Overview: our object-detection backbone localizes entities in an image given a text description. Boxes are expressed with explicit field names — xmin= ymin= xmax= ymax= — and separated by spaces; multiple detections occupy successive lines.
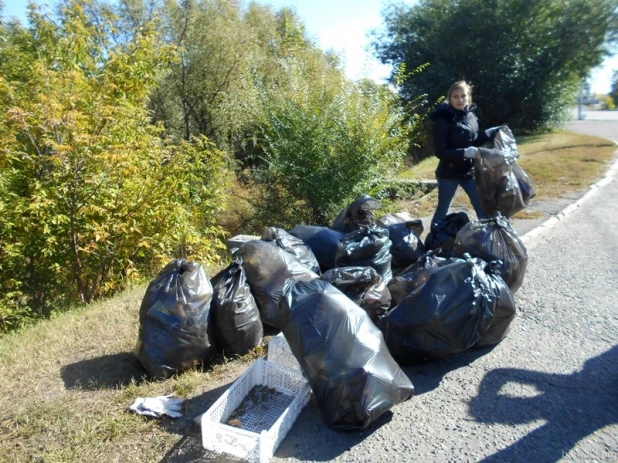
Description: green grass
xmin=0 ymin=130 xmax=616 ymax=462
xmin=395 ymin=156 xmax=438 ymax=181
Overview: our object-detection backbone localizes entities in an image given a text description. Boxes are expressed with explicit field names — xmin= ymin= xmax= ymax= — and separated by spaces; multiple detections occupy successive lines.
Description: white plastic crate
xmin=201 ymin=357 xmax=310 ymax=463
xmin=267 ymin=332 xmax=301 ymax=370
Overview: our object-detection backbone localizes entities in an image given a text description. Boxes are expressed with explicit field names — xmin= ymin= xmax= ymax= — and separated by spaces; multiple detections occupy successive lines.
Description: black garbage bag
xmin=321 ymin=266 xmax=391 ymax=321
xmin=237 ymin=240 xmax=319 ymax=329
xmin=331 ymin=194 xmax=381 ymax=233
xmin=491 ymin=124 xmax=518 ymax=154
xmin=335 ymin=226 xmax=393 ymax=282
xmin=475 ymin=126 xmax=535 ymax=218
xmin=210 ymin=259 xmax=263 ymax=356
xmin=377 ymin=213 xmax=425 ymax=270
xmin=135 ymin=259 xmax=216 ymax=380
xmin=261 ymin=226 xmax=321 ymax=274
xmin=387 ymin=251 xmax=449 ymax=306
xmin=454 ymin=214 xmax=528 ymax=293
xmin=424 ymin=212 xmax=470 ymax=257
xmin=279 ymin=279 xmax=414 ymax=431
xmin=475 ymin=262 xmax=517 ymax=347
xmin=378 ymin=255 xmax=497 ymax=365
xmin=288 ymin=225 xmax=344 ymax=272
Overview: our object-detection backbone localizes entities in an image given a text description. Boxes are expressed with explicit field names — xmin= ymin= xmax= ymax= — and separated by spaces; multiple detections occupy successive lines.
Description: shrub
xmin=250 ymin=64 xmax=411 ymax=228
xmin=0 ymin=1 xmax=231 ymax=331
xmin=598 ymin=94 xmax=616 ymax=110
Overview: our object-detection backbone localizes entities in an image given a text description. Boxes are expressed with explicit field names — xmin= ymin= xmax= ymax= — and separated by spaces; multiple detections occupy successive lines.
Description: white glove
xmin=463 ymin=146 xmax=479 ymax=158
xmin=130 ymin=394 xmax=184 ymax=418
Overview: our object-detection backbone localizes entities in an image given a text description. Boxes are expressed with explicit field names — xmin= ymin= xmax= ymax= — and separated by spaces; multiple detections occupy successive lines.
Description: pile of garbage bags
xmin=378 ymin=255 xmax=515 ymax=364
xmin=134 ymin=125 xmax=533 ymax=432
xmin=135 ymin=258 xmax=264 ymax=380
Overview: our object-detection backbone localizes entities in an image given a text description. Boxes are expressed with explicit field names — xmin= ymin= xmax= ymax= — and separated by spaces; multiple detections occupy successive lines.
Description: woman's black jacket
xmin=430 ymin=102 xmax=492 ymax=180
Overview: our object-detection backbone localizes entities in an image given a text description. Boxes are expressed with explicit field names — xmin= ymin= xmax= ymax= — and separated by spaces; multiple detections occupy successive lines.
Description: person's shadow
xmin=403 ymin=343 xmax=499 ymax=395
xmin=469 ymin=344 xmax=618 ymax=462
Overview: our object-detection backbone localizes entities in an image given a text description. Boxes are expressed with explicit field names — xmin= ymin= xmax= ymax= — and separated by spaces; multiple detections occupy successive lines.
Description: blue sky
xmin=2 ymin=0 xmax=616 ymax=93
xmin=262 ymin=0 xmax=419 ymax=82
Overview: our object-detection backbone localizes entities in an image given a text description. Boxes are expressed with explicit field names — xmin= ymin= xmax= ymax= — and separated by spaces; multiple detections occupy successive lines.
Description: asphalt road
xmin=570 ymin=108 xmax=618 ymax=122
xmin=268 ymin=117 xmax=618 ymax=462
xmin=564 ymin=114 xmax=618 ymax=138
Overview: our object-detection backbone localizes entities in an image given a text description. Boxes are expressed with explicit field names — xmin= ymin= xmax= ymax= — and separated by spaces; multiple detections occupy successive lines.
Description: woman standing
xmin=429 ymin=80 xmax=498 ymax=229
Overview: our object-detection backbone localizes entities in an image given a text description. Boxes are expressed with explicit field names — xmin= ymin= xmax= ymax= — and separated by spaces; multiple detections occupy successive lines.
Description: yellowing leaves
xmin=6 ymin=107 xmax=32 ymax=128
xmin=0 ymin=1 xmax=230 ymax=319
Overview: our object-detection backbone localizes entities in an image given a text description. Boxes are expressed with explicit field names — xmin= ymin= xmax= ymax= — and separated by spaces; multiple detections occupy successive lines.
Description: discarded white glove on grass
xmin=129 ymin=395 xmax=184 ymax=418
xmin=463 ymin=146 xmax=479 ymax=159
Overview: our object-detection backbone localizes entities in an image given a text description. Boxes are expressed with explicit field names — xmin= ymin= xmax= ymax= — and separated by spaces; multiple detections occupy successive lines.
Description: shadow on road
xmin=469 ymin=344 xmax=618 ymax=462
xmin=160 ymin=343 xmax=499 ymax=461
xmin=403 ymin=343 xmax=499 ymax=395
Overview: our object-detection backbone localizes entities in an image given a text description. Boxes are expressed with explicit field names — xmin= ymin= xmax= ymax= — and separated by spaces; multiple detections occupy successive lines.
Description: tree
xmin=146 ymin=0 xmax=259 ymax=144
xmin=0 ymin=0 xmax=231 ymax=331
xmin=373 ymin=0 xmax=618 ymax=132
xmin=249 ymin=58 xmax=410 ymax=227
xmin=110 ymin=0 xmax=350 ymax=158
xmin=107 ymin=0 xmax=413 ymax=229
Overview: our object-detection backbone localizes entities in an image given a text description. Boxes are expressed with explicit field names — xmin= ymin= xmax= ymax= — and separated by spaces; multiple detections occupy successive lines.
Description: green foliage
xmin=112 ymin=0 xmax=329 ymax=153
xmin=250 ymin=61 xmax=410 ymax=227
xmin=392 ymin=62 xmax=441 ymax=161
xmin=598 ymin=93 xmax=615 ymax=110
xmin=106 ymin=0 xmax=419 ymax=229
xmin=111 ymin=1 xmax=352 ymax=160
xmin=374 ymin=0 xmax=618 ymax=132
xmin=0 ymin=0 xmax=231 ymax=331
xmin=105 ymin=1 xmax=427 ymax=228
xmin=144 ymin=0 xmax=259 ymax=145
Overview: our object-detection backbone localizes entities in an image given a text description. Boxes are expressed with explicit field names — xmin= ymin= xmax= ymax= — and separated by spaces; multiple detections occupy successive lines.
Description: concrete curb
xmin=520 ymin=144 xmax=618 ymax=246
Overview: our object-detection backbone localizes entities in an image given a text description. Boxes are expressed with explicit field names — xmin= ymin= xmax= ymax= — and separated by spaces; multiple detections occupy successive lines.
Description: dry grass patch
xmin=396 ymin=156 xmax=438 ymax=181
xmin=517 ymin=131 xmax=616 ymax=198
xmin=215 ymin=175 xmax=260 ymax=236
xmin=0 ymin=277 xmax=266 ymax=463
xmin=511 ymin=209 xmax=543 ymax=220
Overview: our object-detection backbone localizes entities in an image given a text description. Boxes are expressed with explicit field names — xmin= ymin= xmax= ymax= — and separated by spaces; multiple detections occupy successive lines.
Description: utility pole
xmin=578 ymin=81 xmax=585 ymax=120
